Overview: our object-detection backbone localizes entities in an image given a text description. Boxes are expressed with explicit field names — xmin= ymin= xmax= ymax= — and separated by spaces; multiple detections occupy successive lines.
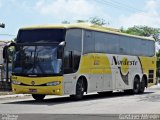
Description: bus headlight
xmin=12 ymin=80 xmax=21 ymax=85
xmin=46 ymin=81 xmax=61 ymax=86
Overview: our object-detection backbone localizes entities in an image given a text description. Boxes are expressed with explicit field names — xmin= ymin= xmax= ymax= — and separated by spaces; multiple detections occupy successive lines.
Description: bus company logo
xmin=112 ymin=56 xmax=138 ymax=85
xmin=112 ymin=56 xmax=137 ymax=66
xmin=31 ymin=81 xmax=35 ymax=85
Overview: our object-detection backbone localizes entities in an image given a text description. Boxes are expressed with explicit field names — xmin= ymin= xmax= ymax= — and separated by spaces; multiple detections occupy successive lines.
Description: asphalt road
xmin=0 ymin=85 xmax=160 ymax=120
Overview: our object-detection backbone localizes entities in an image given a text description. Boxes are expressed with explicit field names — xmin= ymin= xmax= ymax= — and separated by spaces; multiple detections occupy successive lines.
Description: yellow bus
xmin=10 ymin=23 xmax=156 ymax=100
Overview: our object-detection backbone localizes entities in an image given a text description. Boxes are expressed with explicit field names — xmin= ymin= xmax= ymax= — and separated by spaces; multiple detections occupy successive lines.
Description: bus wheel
xmin=32 ymin=94 xmax=45 ymax=101
xmin=139 ymin=78 xmax=145 ymax=94
xmin=70 ymin=79 xmax=85 ymax=100
xmin=124 ymin=89 xmax=133 ymax=94
xmin=133 ymin=77 xmax=140 ymax=94
xmin=98 ymin=91 xmax=112 ymax=96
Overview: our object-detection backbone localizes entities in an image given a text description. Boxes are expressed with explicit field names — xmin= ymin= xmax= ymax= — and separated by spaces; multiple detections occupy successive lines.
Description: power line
xmin=109 ymin=0 xmax=144 ymax=12
xmin=96 ymin=0 xmax=145 ymax=14
xmin=109 ymin=0 xmax=144 ymax=13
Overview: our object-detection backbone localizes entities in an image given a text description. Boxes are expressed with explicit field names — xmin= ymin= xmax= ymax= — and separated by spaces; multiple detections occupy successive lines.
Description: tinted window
xmin=17 ymin=29 xmax=66 ymax=43
xmin=65 ymin=29 xmax=82 ymax=52
xmin=128 ymin=37 xmax=155 ymax=56
xmin=13 ymin=45 xmax=62 ymax=75
xmin=83 ymin=30 xmax=95 ymax=54
xmin=64 ymin=29 xmax=82 ymax=73
xmin=95 ymin=32 xmax=119 ymax=54
xmin=83 ymin=30 xmax=155 ymax=57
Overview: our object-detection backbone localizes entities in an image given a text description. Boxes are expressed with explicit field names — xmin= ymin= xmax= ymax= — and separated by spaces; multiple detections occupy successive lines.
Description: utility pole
xmin=0 ymin=23 xmax=5 ymax=28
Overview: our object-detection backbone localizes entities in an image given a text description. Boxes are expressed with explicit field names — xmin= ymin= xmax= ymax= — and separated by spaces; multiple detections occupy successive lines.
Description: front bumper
xmin=12 ymin=84 xmax=63 ymax=95
xmin=11 ymin=76 xmax=63 ymax=95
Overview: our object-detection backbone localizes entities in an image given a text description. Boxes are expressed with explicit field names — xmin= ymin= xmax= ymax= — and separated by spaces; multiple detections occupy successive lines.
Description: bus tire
xmin=32 ymin=94 xmax=45 ymax=101
xmin=98 ymin=91 xmax=113 ymax=96
xmin=124 ymin=89 xmax=134 ymax=94
xmin=70 ymin=78 xmax=85 ymax=100
xmin=139 ymin=77 xmax=145 ymax=94
xmin=132 ymin=77 xmax=140 ymax=94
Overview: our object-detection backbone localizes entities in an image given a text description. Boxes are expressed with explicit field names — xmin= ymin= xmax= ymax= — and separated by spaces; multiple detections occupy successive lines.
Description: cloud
xmin=146 ymin=0 xmax=158 ymax=12
xmin=119 ymin=0 xmax=160 ymax=28
xmin=35 ymin=0 xmax=106 ymax=21
xmin=0 ymin=0 xmax=3 ymax=8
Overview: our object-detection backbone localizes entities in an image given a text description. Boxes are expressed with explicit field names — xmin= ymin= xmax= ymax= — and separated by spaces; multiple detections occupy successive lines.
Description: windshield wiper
xmin=30 ymin=47 xmax=46 ymax=74
xmin=31 ymin=46 xmax=37 ymax=73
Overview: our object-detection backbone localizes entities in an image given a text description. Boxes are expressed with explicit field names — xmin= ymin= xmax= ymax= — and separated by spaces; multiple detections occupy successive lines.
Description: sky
xmin=0 ymin=0 xmax=160 ymax=40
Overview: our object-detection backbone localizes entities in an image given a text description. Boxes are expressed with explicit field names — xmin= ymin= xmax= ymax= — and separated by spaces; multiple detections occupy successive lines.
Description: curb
xmin=149 ymin=84 xmax=160 ymax=88
xmin=0 ymin=94 xmax=30 ymax=99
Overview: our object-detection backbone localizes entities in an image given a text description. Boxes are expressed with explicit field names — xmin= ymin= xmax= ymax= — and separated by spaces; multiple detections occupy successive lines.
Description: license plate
xmin=29 ymin=89 xmax=37 ymax=93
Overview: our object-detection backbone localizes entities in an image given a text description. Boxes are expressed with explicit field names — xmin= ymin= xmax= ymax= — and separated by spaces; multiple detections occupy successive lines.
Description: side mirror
xmin=57 ymin=41 xmax=66 ymax=59
xmin=3 ymin=46 xmax=8 ymax=60
xmin=3 ymin=42 xmax=17 ymax=62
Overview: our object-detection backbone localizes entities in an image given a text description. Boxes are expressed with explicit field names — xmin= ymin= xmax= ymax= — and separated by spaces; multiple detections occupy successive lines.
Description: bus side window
xmin=83 ymin=30 xmax=95 ymax=54
xmin=63 ymin=51 xmax=81 ymax=74
xmin=63 ymin=51 xmax=74 ymax=73
xmin=64 ymin=29 xmax=82 ymax=74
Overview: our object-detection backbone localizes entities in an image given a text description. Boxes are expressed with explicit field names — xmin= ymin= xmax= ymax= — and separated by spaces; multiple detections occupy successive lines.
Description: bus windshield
xmin=12 ymin=28 xmax=66 ymax=76
xmin=13 ymin=45 xmax=62 ymax=76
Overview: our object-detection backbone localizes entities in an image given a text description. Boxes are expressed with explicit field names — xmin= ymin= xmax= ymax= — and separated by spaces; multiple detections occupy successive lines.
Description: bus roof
xmin=20 ymin=23 xmax=155 ymax=41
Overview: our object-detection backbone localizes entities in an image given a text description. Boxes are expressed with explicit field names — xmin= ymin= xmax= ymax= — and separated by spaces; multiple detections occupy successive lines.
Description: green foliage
xmin=62 ymin=17 xmax=108 ymax=26
xmin=76 ymin=20 xmax=87 ymax=23
xmin=121 ymin=25 xmax=160 ymax=37
xmin=61 ymin=21 xmax=70 ymax=24
xmin=76 ymin=17 xmax=106 ymax=26
xmin=89 ymin=17 xmax=107 ymax=26
xmin=5 ymin=40 xmax=16 ymax=63
xmin=7 ymin=46 xmax=14 ymax=62
xmin=13 ymin=38 xmax=17 ymax=42
xmin=157 ymin=50 xmax=160 ymax=60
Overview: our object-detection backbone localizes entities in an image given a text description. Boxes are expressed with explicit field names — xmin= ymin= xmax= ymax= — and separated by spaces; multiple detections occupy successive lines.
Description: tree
xmin=76 ymin=20 xmax=87 ymax=23
xmin=62 ymin=17 xmax=108 ymax=26
xmin=156 ymin=50 xmax=160 ymax=61
xmin=89 ymin=17 xmax=107 ymax=26
xmin=61 ymin=21 xmax=70 ymax=24
xmin=121 ymin=25 xmax=160 ymax=38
